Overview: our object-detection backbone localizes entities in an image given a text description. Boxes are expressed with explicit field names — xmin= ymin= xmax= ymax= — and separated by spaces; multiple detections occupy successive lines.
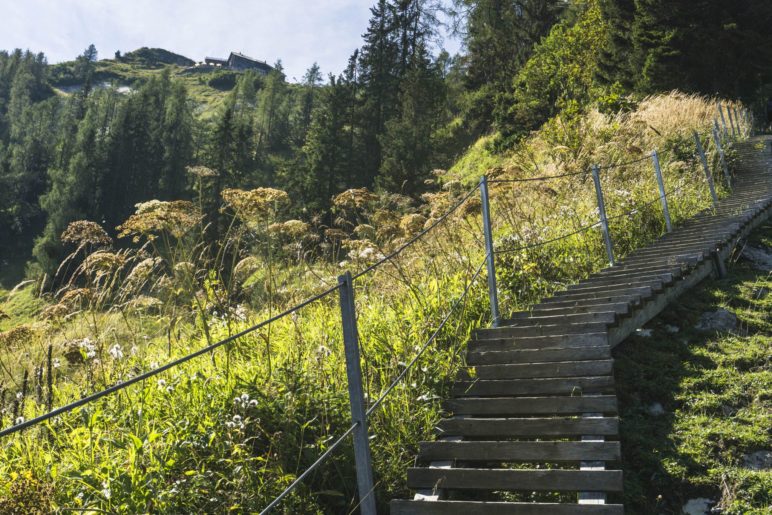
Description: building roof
xmin=229 ymin=52 xmax=269 ymax=66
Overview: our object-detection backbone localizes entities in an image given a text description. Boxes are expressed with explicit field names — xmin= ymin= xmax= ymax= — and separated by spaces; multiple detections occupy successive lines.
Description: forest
xmin=0 ymin=0 xmax=771 ymax=512
xmin=2 ymin=0 xmax=771 ymax=285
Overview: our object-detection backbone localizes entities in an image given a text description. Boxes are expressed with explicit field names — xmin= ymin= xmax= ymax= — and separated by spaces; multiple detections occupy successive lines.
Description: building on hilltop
xmin=203 ymin=52 xmax=273 ymax=74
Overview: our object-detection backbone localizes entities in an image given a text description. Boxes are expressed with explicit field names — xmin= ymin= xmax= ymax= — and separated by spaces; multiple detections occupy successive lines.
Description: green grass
xmin=614 ymin=221 xmax=772 ymax=514
xmin=0 ymin=283 xmax=44 ymax=332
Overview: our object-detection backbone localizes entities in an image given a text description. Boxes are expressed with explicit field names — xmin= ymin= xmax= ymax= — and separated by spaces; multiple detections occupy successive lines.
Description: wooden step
xmin=563 ymin=278 xmax=667 ymax=295
xmin=470 ymin=332 xmax=607 ymax=349
xmin=466 ymin=346 xmax=612 ymax=366
xmin=452 ymin=376 xmax=614 ymax=397
xmin=436 ymin=416 xmax=619 ymax=437
xmin=502 ymin=311 xmax=617 ymax=325
xmin=567 ymin=272 xmax=675 ymax=290
xmin=417 ymin=441 xmax=621 ymax=462
xmin=475 ymin=322 xmax=609 ymax=339
xmin=470 ymin=360 xmax=614 ymax=380
xmin=390 ymin=500 xmax=624 ymax=515
xmin=544 ymin=286 xmax=654 ymax=304
xmin=444 ymin=395 xmax=618 ymax=416
xmin=406 ymin=468 xmax=623 ymax=492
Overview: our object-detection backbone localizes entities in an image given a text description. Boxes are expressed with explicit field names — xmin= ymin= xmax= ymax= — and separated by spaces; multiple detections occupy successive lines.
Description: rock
xmin=664 ymin=324 xmax=680 ymax=334
xmin=682 ymin=498 xmax=714 ymax=515
xmin=741 ymin=245 xmax=772 ymax=271
xmin=695 ymin=309 xmax=737 ymax=332
xmin=636 ymin=328 xmax=653 ymax=337
xmin=646 ymin=402 xmax=665 ymax=416
xmin=742 ymin=450 xmax=772 ymax=470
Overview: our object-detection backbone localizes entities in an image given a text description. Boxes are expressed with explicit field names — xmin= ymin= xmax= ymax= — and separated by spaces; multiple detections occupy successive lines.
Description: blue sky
xmin=3 ymin=0 xmax=461 ymax=82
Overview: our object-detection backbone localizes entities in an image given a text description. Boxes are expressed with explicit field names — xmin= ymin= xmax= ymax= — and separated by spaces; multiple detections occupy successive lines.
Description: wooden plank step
xmin=452 ymin=376 xmax=614 ymax=397
xmin=528 ymin=299 xmax=637 ymax=314
xmin=417 ymin=441 xmax=621 ymax=462
xmin=544 ymin=286 xmax=654 ymax=303
xmin=567 ymin=272 xmax=675 ymax=290
xmin=563 ymin=278 xmax=668 ymax=295
xmin=391 ymin=500 xmax=624 ymax=515
xmin=469 ymin=360 xmax=614 ymax=380
xmin=501 ymin=311 xmax=617 ymax=325
xmin=514 ymin=302 xmax=631 ymax=319
xmin=470 ymin=332 xmax=608 ymax=349
xmin=444 ymin=395 xmax=618 ymax=416
xmin=406 ymin=468 xmax=624 ymax=492
xmin=475 ymin=322 xmax=609 ymax=339
xmin=467 ymin=346 xmax=611 ymax=365
xmin=436 ymin=416 xmax=619 ymax=438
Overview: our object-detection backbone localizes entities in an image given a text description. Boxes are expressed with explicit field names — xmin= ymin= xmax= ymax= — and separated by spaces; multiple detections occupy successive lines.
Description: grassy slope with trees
xmin=0 ymin=0 xmax=771 ymax=512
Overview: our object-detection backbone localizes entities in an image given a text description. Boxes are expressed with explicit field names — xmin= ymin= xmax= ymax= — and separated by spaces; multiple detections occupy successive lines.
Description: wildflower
xmin=14 ymin=416 xmax=24 ymax=425
xmin=53 ymin=358 xmax=61 ymax=369
xmin=61 ymin=220 xmax=112 ymax=247
xmin=332 ymin=188 xmax=378 ymax=210
xmin=117 ymin=200 xmax=200 ymax=242
xmin=186 ymin=165 xmax=219 ymax=178
xmin=400 ymin=213 xmax=427 ymax=236
xmin=81 ymin=251 xmax=126 ymax=274
xmin=130 ymin=345 xmax=139 ymax=356
xmin=16 ymin=392 xmax=23 ymax=400
xmin=109 ymin=344 xmax=124 ymax=360
xmin=101 ymin=481 xmax=111 ymax=499
xmin=221 ymin=187 xmax=289 ymax=221
xmin=157 ymin=379 xmax=167 ymax=388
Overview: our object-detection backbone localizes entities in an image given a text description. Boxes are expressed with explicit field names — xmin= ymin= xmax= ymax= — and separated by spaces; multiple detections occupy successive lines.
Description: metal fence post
xmin=711 ymin=125 xmax=731 ymax=190
xmin=337 ymin=271 xmax=377 ymax=515
xmin=693 ymin=131 xmax=719 ymax=208
xmin=591 ymin=165 xmax=615 ymax=267
xmin=727 ymin=105 xmax=737 ymax=138
xmin=650 ymin=151 xmax=672 ymax=233
xmin=717 ymin=102 xmax=729 ymax=139
xmin=733 ymin=106 xmax=741 ymax=137
xmin=479 ymin=176 xmax=500 ymax=327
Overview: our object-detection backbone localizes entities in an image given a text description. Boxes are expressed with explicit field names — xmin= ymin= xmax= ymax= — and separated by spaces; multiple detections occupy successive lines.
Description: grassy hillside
xmin=49 ymin=47 xmax=252 ymax=120
xmin=616 ymin=220 xmax=772 ymax=514
xmin=0 ymin=93 xmax=752 ymax=512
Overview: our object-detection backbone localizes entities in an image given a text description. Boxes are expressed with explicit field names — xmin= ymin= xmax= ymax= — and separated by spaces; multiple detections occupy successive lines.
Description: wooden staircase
xmin=390 ymin=137 xmax=772 ymax=514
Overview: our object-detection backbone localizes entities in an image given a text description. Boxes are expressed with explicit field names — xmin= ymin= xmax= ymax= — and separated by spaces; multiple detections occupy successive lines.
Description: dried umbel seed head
xmin=61 ymin=221 xmax=112 ymax=247
xmin=81 ymin=251 xmax=126 ymax=274
xmin=0 ymin=325 xmax=36 ymax=349
xmin=40 ymin=303 xmax=70 ymax=321
xmin=399 ymin=213 xmax=427 ymax=236
xmin=233 ymin=256 xmax=261 ymax=284
xmin=117 ymin=201 xmax=200 ymax=242
xmin=332 ymin=188 xmax=378 ymax=211
xmin=221 ymin=188 xmax=289 ymax=221
xmin=186 ymin=165 xmax=219 ymax=178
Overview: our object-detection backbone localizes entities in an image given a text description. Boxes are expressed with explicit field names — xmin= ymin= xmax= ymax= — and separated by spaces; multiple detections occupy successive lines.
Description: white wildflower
xmin=109 ymin=344 xmax=124 ymax=360
xmin=14 ymin=416 xmax=24 ymax=425
xmin=157 ymin=379 xmax=167 ymax=388
xmin=53 ymin=358 xmax=61 ymax=369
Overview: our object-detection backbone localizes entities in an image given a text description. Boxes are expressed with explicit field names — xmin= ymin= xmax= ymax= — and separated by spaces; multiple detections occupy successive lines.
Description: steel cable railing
xmin=0 ymin=283 xmax=343 ymax=438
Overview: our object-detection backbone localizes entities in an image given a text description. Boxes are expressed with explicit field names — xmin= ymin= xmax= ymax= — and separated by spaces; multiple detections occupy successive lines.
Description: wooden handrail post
xmin=711 ymin=125 xmax=732 ymax=190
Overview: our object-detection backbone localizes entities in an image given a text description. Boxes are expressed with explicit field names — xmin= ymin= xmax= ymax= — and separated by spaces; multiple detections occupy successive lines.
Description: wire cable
xmin=365 ymin=253 xmax=488 ymax=417
xmin=488 ymin=170 xmax=588 ymax=184
xmin=494 ymin=221 xmax=601 ymax=255
xmin=259 ymin=422 xmax=358 ymax=515
xmin=0 ymin=283 xmax=342 ymax=438
xmin=352 ymin=184 xmax=481 ymax=280
xmin=598 ymin=154 xmax=653 ymax=171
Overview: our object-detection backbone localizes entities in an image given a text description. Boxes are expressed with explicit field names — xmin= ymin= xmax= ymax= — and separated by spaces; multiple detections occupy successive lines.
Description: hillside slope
xmin=615 ymin=220 xmax=772 ymax=513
